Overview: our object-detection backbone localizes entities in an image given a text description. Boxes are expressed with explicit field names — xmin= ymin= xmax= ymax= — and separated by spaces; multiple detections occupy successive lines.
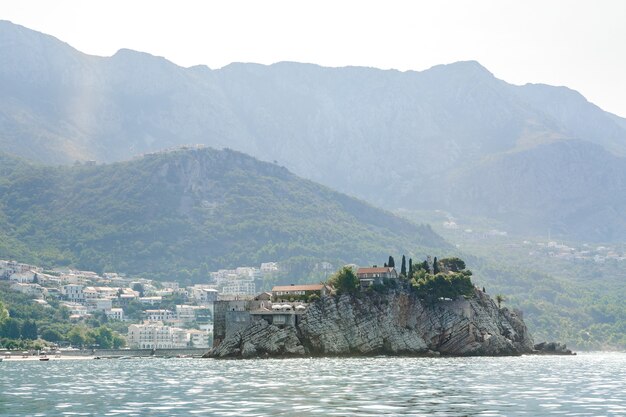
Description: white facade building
xmin=127 ymin=324 xmax=193 ymax=349
xmin=86 ymin=298 xmax=113 ymax=312
xmin=190 ymin=288 xmax=218 ymax=304
xmin=62 ymin=284 xmax=84 ymax=301
xmin=127 ymin=323 xmax=174 ymax=349
xmin=188 ymin=329 xmax=211 ymax=348
xmin=106 ymin=308 xmax=125 ymax=321
xmin=10 ymin=283 xmax=48 ymax=299
xmin=139 ymin=296 xmax=162 ymax=305
xmin=9 ymin=272 xmax=35 ymax=284
xmin=145 ymin=309 xmax=175 ymax=322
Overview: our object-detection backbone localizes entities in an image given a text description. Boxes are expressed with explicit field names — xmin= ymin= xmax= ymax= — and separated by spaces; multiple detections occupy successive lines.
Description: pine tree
xmin=388 ymin=256 xmax=395 ymax=268
xmin=400 ymin=255 xmax=407 ymax=276
xmin=433 ymin=256 xmax=440 ymax=274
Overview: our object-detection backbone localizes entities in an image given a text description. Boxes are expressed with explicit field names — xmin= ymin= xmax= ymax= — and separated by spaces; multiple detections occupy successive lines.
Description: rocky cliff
xmin=208 ymin=288 xmax=534 ymax=358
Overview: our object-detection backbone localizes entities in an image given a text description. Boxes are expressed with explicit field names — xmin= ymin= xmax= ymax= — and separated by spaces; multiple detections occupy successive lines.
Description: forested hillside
xmin=0 ymin=149 xmax=445 ymax=280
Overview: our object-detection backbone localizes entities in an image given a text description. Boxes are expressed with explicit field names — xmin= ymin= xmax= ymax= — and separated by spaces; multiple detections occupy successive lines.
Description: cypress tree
xmin=433 ymin=257 xmax=440 ymax=274
xmin=409 ymin=258 xmax=413 ymax=278
xmin=400 ymin=255 xmax=407 ymax=276
xmin=388 ymin=256 xmax=395 ymax=268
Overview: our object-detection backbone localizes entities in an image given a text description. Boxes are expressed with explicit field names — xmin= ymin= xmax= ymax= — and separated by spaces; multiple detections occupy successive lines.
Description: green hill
xmin=0 ymin=148 xmax=446 ymax=280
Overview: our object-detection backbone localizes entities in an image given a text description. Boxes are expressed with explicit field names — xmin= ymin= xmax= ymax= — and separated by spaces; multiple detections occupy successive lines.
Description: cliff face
xmin=209 ymin=289 xmax=534 ymax=358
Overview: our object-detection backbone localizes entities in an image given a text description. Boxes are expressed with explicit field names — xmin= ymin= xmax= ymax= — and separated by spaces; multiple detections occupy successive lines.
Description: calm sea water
xmin=1 ymin=353 xmax=625 ymax=416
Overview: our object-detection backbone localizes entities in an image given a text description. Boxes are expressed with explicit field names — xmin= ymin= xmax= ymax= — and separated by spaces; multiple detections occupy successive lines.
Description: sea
xmin=1 ymin=352 xmax=625 ymax=416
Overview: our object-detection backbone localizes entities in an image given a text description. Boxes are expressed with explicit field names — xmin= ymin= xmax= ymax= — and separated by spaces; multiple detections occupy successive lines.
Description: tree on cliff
xmin=433 ymin=257 xmax=440 ymax=274
xmin=408 ymin=258 xmax=413 ymax=278
xmin=496 ymin=294 xmax=505 ymax=309
xmin=328 ymin=266 xmax=359 ymax=295
xmin=400 ymin=255 xmax=407 ymax=277
xmin=388 ymin=256 xmax=395 ymax=268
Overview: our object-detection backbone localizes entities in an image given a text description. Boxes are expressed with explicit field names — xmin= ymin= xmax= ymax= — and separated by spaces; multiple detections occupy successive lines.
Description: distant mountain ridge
xmin=0 ymin=148 xmax=446 ymax=278
xmin=1 ymin=20 xmax=625 ymax=241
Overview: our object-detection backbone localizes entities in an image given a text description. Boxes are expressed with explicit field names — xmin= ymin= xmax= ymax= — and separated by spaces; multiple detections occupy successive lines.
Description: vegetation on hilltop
xmin=327 ymin=256 xmax=475 ymax=302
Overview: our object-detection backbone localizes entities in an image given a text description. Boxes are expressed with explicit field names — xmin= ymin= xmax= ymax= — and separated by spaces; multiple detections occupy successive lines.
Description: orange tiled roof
xmin=272 ymin=284 xmax=324 ymax=292
xmin=357 ymin=267 xmax=395 ymax=274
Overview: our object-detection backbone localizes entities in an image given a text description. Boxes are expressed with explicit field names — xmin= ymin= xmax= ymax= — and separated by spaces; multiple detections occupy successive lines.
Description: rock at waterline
xmin=533 ymin=341 xmax=575 ymax=355
xmin=207 ymin=288 xmax=536 ymax=359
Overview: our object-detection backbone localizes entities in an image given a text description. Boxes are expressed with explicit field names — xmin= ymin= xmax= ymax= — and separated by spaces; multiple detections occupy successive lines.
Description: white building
xmin=188 ymin=329 xmax=211 ymax=348
xmin=62 ymin=284 xmax=84 ymax=301
xmin=106 ymin=308 xmax=125 ymax=321
xmin=62 ymin=302 xmax=90 ymax=318
xmin=145 ymin=309 xmax=175 ymax=322
xmin=171 ymin=327 xmax=191 ymax=348
xmin=9 ymin=272 xmax=36 ymax=284
xmin=260 ymin=262 xmax=279 ymax=273
xmin=83 ymin=286 xmax=99 ymax=300
xmin=10 ymin=283 xmax=48 ymax=299
xmin=220 ymin=280 xmax=255 ymax=296
xmin=139 ymin=296 xmax=162 ymax=306
xmin=127 ymin=323 xmax=174 ymax=349
xmin=190 ymin=287 xmax=218 ymax=305
xmin=161 ymin=281 xmax=179 ymax=290
xmin=127 ymin=324 xmax=192 ymax=349
xmin=176 ymin=305 xmax=200 ymax=323
xmin=86 ymin=298 xmax=113 ymax=312
xmin=95 ymin=287 xmax=120 ymax=299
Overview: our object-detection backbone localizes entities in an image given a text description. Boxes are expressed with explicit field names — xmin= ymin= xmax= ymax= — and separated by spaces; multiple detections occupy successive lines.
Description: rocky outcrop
xmin=533 ymin=341 xmax=575 ymax=355
xmin=207 ymin=288 xmax=535 ymax=358
xmin=212 ymin=319 xmax=305 ymax=358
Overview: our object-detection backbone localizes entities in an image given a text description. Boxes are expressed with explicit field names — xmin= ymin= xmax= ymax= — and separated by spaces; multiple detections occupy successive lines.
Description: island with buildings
xmin=208 ymin=257 xmax=541 ymax=359
xmin=2 ymin=255 xmax=571 ymax=358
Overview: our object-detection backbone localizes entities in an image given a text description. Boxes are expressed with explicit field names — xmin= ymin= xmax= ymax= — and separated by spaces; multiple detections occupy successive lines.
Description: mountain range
xmin=1 ymin=20 xmax=625 ymax=241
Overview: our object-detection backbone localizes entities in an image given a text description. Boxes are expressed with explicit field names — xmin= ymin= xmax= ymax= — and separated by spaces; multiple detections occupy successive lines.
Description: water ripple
xmin=1 ymin=353 xmax=625 ymax=416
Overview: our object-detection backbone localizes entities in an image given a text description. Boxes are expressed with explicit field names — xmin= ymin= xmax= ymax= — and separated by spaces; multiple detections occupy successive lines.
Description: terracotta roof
xmin=357 ymin=267 xmax=395 ymax=274
xmin=272 ymin=284 xmax=324 ymax=292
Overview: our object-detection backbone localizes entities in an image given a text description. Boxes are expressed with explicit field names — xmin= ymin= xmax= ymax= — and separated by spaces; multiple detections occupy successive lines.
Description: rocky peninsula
xmin=208 ymin=287 xmax=535 ymax=359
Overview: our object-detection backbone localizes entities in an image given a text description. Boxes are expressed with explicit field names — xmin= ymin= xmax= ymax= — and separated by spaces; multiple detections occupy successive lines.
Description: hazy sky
xmin=3 ymin=0 xmax=626 ymax=117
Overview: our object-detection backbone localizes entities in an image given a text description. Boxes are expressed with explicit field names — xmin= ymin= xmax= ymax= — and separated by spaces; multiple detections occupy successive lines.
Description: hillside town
xmin=0 ymin=259 xmax=281 ymax=350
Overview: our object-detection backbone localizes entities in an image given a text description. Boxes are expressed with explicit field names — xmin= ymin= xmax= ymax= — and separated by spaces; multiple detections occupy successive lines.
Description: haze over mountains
xmin=1 ymin=20 xmax=625 ymax=241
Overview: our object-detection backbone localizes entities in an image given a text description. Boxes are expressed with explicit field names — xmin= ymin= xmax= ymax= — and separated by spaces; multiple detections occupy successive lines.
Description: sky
xmin=3 ymin=0 xmax=626 ymax=117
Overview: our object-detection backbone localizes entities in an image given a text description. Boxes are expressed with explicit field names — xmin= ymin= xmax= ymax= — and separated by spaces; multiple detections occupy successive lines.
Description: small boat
xmin=39 ymin=355 xmax=50 ymax=361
